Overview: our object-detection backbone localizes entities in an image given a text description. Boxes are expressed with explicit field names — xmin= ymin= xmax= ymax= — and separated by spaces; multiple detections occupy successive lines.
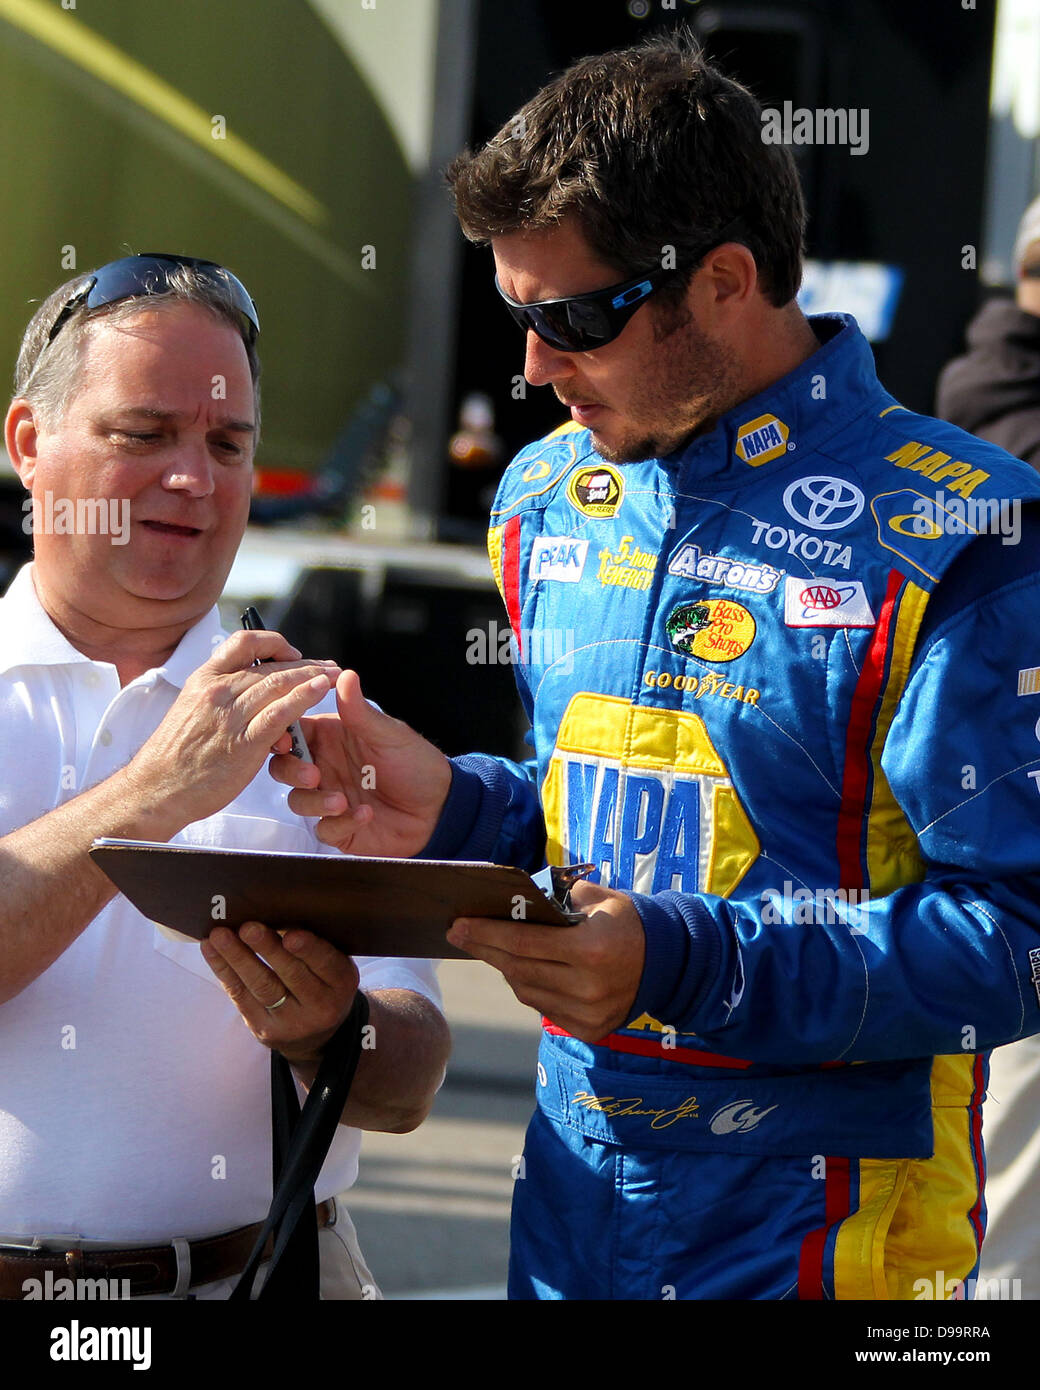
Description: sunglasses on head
xmin=45 ymin=253 xmax=259 ymax=348
xmin=495 ymin=216 xmax=747 ymax=353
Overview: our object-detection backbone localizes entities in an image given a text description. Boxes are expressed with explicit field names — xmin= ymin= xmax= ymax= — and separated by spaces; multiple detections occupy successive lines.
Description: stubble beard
xmin=591 ymin=303 xmax=740 ymax=464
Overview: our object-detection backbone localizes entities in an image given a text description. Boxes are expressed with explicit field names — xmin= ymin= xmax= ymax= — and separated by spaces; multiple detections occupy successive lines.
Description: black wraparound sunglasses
xmin=44 ymin=253 xmax=259 ymax=348
xmin=495 ymin=216 xmax=746 ymax=352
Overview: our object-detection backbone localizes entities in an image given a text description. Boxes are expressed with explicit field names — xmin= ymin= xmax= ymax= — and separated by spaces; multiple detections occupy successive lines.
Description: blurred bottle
xmin=448 ymin=392 xmax=503 ymax=470
xmin=443 ymin=393 xmax=504 ymax=543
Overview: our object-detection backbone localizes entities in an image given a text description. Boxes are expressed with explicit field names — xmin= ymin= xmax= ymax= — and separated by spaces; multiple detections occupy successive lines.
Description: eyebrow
xmin=110 ymin=407 xmax=257 ymax=435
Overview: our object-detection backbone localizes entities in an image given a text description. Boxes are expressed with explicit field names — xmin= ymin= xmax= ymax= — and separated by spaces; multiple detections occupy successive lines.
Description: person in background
xmin=936 ymin=195 xmax=1040 ymax=470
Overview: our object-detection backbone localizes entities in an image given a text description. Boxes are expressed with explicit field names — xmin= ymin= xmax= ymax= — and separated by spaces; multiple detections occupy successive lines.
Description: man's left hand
xmin=446 ymin=879 xmax=646 ymax=1042
xmin=200 ymin=922 xmax=358 ymax=1067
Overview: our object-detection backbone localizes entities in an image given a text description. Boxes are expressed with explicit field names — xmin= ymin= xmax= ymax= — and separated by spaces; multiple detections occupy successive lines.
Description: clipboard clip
xmin=530 ymin=863 xmax=595 ymax=923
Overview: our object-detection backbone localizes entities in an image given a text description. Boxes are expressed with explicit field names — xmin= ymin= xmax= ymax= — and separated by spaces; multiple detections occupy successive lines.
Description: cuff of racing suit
xmin=627 ymin=890 xmax=724 ymax=1029
xmin=416 ymin=755 xmax=516 ymax=862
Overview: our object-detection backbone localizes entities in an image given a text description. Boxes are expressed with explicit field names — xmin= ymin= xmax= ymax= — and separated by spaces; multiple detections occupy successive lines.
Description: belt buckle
xmin=0 ymin=1233 xmax=83 ymax=1254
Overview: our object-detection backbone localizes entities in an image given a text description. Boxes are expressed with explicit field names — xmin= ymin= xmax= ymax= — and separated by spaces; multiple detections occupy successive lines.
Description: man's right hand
xmin=125 ymin=629 xmax=338 ymax=832
xmin=268 ymin=669 xmax=452 ymax=857
xmin=0 ymin=630 xmax=340 ymax=1005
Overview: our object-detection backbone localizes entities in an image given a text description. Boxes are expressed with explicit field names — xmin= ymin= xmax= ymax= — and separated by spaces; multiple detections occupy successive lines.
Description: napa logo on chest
xmin=735 ymin=414 xmax=790 ymax=466
xmin=541 ymin=694 xmax=760 ymax=899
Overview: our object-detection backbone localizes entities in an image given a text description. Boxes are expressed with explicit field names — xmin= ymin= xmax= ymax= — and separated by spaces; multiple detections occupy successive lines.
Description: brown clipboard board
xmin=89 ymin=838 xmax=576 ymax=959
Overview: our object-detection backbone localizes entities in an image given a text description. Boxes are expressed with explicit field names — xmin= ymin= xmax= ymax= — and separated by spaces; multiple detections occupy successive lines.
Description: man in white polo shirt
xmin=0 ymin=255 xmax=449 ymax=1300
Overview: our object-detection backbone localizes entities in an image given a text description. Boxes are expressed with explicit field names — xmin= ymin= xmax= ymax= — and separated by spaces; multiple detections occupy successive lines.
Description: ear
xmin=698 ymin=242 xmax=759 ymax=313
xmin=5 ymin=399 xmax=42 ymax=491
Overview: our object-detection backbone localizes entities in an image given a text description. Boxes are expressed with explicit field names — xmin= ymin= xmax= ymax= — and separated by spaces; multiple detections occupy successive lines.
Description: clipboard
xmin=89 ymin=838 xmax=583 ymax=960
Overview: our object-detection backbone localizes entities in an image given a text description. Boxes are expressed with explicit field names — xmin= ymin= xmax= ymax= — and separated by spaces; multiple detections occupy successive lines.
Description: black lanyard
xmin=230 ymin=991 xmax=371 ymax=1301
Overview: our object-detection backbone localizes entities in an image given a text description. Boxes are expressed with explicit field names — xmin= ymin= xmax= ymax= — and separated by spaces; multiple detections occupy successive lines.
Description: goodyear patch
xmin=666 ymin=598 xmax=756 ymax=662
xmin=1018 ymin=668 xmax=1040 ymax=697
xmin=735 ymin=414 xmax=790 ymax=466
xmin=567 ymin=464 xmax=624 ymax=518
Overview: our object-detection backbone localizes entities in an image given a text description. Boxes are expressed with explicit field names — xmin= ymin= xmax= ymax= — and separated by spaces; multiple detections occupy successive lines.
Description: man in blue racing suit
xmin=272 ymin=33 xmax=1040 ymax=1299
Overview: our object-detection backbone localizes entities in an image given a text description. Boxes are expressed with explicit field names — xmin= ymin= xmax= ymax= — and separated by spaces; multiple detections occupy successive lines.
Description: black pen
xmin=241 ymin=605 xmax=315 ymax=763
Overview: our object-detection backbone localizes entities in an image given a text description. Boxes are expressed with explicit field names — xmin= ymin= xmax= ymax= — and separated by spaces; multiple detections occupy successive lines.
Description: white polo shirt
xmin=0 ymin=564 xmax=440 ymax=1242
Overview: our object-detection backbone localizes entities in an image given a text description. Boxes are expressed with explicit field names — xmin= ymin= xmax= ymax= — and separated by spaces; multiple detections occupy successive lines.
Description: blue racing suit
xmin=422 ymin=314 xmax=1040 ymax=1299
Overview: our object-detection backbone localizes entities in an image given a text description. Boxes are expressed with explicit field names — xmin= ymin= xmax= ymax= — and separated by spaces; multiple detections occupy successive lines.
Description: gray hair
xmin=12 ymin=262 xmax=261 ymax=429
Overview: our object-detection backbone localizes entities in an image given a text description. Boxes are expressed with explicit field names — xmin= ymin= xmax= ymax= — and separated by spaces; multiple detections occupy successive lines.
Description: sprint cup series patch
xmin=783 ymin=576 xmax=875 ymax=628
xmin=566 ymin=464 xmax=624 ymax=519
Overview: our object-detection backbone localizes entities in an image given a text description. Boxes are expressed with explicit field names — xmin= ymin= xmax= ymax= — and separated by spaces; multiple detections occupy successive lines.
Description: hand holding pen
xmin=241 ymin=606 xmax=315 ymax=763
xmin=124 ymin=626 xmax=336 ymax=832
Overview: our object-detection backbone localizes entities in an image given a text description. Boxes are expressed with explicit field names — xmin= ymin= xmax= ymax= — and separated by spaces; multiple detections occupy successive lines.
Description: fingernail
xmin=241 ymin=922 xmax=262 ymax=943
xmin=323 ymin=794 xmax=343 ymax=812
xmin=309 ymin=674 xmax=330 ymax=690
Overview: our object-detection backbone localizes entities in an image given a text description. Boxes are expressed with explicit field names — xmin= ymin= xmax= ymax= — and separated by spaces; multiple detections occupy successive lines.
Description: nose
xmin=524 ymin=330 xmax=577 ymax=387
xmin=162 ymin=445 xmax=215 ymax=499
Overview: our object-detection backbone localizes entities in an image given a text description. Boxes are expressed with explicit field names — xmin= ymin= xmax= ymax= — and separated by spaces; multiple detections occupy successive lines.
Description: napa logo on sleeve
xmin=567 ymin=464 xmax=625 ymax=518
xmin=735 ymin=414 xmax=790 ymax=466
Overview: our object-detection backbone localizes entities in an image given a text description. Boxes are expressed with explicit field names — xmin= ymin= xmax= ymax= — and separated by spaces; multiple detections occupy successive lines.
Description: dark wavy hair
xmin=447 ymin=31 xmax=806 ymax=308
